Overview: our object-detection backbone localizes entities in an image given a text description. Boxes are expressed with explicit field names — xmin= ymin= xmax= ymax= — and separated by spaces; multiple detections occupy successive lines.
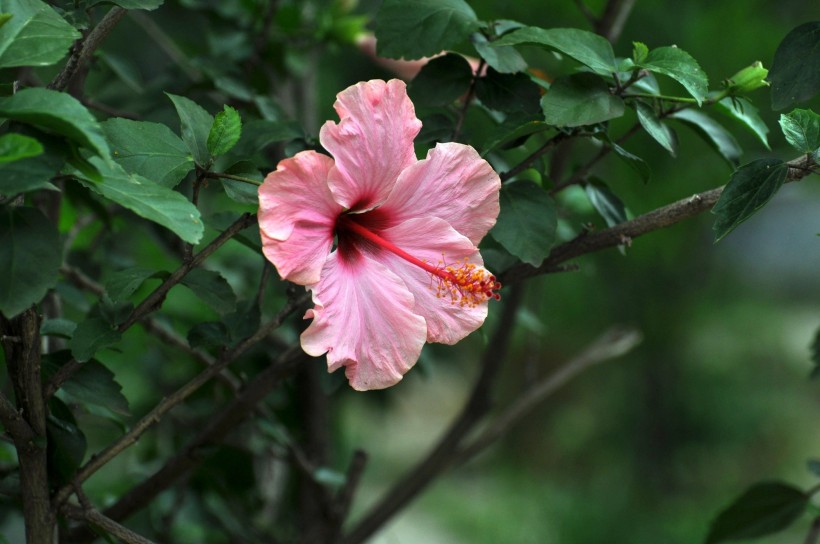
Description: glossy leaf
xmin=0 ymin=133 xmax=43 ymax=163
xmin=0 ymin=207 xmax=60 ymax=318
xmin=180 ymin=268 xmax=237 ymax=314
xmin=208 ymin=105 xmax=242 ymax=158
xmin=778 ymin=108 xmax=820 ymax=154
xmin=491 ymin=180 xmax=557 ymax=266
xmin=670 ymin=109 xmax=742 ymax=167
xmin=494 ymin=26 xmax=617 ymax=76
xmin=0 ymin=0 xmax=80 ymax=68
xmin=541 ymin=73 xmax=624 ymax=127
xmin=634 ymin=101 xmax=677 ymax=155
xmin=585 ymin=180 xmax=627 ymax=227
xmin=221 ymin=161 xmax=262 ymax=205
xmin=410 ymin=54 xmax=474 ymax=107
xmin=639 ymin=46 xmax=708 ymax=105
xmin=769 ymin=22 xmax=820 ymax=111
xmin=712 ymin=158 xmax=788 ymax=242
xmin=374 ymin=0 xmax=480 ymax=60
xmin=72 ymin=157 xmax=204 ymax=244
xmin=476 ymin=68 xmax=542 ymax=115
xmin=471 ymin=32 xmax=527 ymax=74
xmin=0 ymin=152 xmax=61 ymax=193
xmin=69 ymin=316 xmax=122 ymax=362
xmin=102 ymin=118 xmax=195 ymax=187
xmin=0 ymin=88 xmax=109 ymax=158
xmin=705 ymin=482 xmax=808 ymax=543
xmin=105 ymin=267 xmax=167 ymax=302
xmin=611 ymin=142 xmax=651 ymax=183
xmin=61 ymin=360 xmax=130 ymax=416
xmin=167 ymin=93 xmax=214 ymax=166
xmin=714 ymin=97 xmax=770 ymax=150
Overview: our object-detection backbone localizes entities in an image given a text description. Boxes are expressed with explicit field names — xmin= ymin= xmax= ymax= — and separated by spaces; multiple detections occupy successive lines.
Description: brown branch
xmin=0 ymin=391 xmax=35 ymax=444
xmin=63 ymin=505 xmax=156 ymax=544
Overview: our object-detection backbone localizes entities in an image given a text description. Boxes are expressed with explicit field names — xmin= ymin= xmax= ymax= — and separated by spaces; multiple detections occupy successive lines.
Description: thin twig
xmin=452 ymin=58 xmax=486 ymax=142
xmin=63 ymin=505 xmax=156 ymax=544
xmin=499 ymin=132 xmax=570 ymax=182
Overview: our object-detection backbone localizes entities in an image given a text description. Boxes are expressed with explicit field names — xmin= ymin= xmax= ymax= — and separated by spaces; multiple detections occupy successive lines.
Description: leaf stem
xmin=205 ymin=171 xmax=263 ymax=186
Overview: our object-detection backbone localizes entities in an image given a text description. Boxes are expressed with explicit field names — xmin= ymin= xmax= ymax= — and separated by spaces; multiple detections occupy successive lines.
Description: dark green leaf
xmin=493 ymin=26 xmax=617 ymax=76
xmin=166 ymin=93 xmax=214 ymax=166
xmin=705 ymin=482 xmax=808 ymax=543
xmin=610 ymin=142 xmax=650 ymax=183
xmin=670 ymin=109 xmax=742 ymax=167
xmin=0 ymin=88 xmax=109 ymax=158
xmin=105 ymin=267 xmax=166 ymax=302
xmin=374 ymin=0 xmax=480 ymax=60
xmin=229 ymin=119 xmax=303 ymax=160
xmin=714 ymin=97 xmax=770 ymax=150
xmin=88 ymin=0 xmax=164 ymax=9
xmin=482 ymin=119 xmax=551 ymax=155
xmin=416 ymin=113 xmax=454 ymax=145
xmin=491 ymin=181 xmax=556 ymax=266
xmin=585 ymin=179 xmax=627 ymax=227
xmin=712 ymin=158 xmax=788 ymax=242
xmin=61 ymin=360 xmax=130 ymax=416
xmin=477 ymin=68 xmax=541 ymax=115
xmin=47 ymin=398 xmax=86 ymax=485
xmin=409 ymin=53 xmax=474 ymax=107
xmin=633 ymin=101 xmax=677 ymax=155
xmin=0 ymin=133 xmax=43 ymax=163
xmin=69 ymin=317 xmax=121 ymax=362
xmin=778 ymin=108 xmax=820 ymax=154
xmin=40 ymin=318 xmax=76 ymax=339
xmin=221 ymin=161 xmax=262 ymax=205
xmin=180 ymin=268 xmax=236 ymax=314
xmin=471 ymin=32 xmax=527 ymax=74
xmin=808 ymin=458 xmax=820 ymax=476
xmin=207 ymin=105 xmax=242 ymax=158
xmin=0 ymin=207 xmax=60 ymax=318
xmin=102 ymin=118 xmax=195 ymax=187
xmin=72 ymin=157 xmax=204 ymax=245
xmin=223 ymin=300 xmax=261 ymax=343
xmin=810 ymin=327 xmax=820 ymax=379
xmin=0 ymin=0 xmax=80 ymax=68
xmin=187 ymin=321 xmax=230 ymax=349
xmin=769 ymin=22 xmax=820 ymax=111
xmin=0 ymin=149 xmax=62 ymax=194
xmin=541 ymin=73 xmax=624 ymax=127
xmin=638 ymin=46 xmax=708 ymax=105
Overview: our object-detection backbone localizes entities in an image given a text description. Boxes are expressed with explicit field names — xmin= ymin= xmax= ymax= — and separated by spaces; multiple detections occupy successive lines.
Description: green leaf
xmin=471 ymin=32 xmax=527 ymax=74
xmin=638 ymin=46 xmax=708 ymax=105
xmin=705 ymin=482 xmax=808 ymax=543
xmin=229 ymin=119 xmax=303 ymax=160
xmin=0 ymin=207 xmax=60 ymax=318
xmin=670 ymin=109 xmax=742 ymax=167
xmin=494 ymin=26 xmax=617 ymax=76
xmin=714 ymin=97 xmax=770 ymax=150
xmin=610 ymin=142 xmax=650 ymax=183
xmin=476 ymin=68 xmax=542 ymax=115
xmin=47 ymin=398 xmax=86 ymax=485
xmin=584 ymin=179 xmax=627 ymax=227
xmin=769 ymin=22 xmax=820 ymax=111
xmin=409 ymin=53 xmax=474 ymax=107
xmin=541 ymin=73 xmax=624 ymax=127
xmin=180 ymin=268 xmax=236 ymax=314
xmin=374 ymin=0 xmax=480 ymax=60
xmin=221 ymin=161 xmax=262 ymax=205
xmin=0 ymin=0 xmax=80 ymax=68
xmin=632 ymin=41 xmax=649 ymax=64
xmin=0 ymin=88 xmax=110 ymax=158
xmin=166 ymin=93 xmax=214 ymax=166
xmin=88 ymin=0 xmax=164 ymax=9
xmin=0 ymin=152 xmax=61 ymax=193
xmin=778 ymin=108 xmax=820 ymax=154
xmin=633 ymin=102 xmax=677 ymax=155
xmin=207 ymin=105 xmax=242 ymax=158
xmin=102 ymin=118 xmax=195 ymax=187
xmin=0 ymin=133 xmax=43 ymax=163
xmin=808 ymin=458 xmax=820 ymax=475
xmin=491 ymin=180 xmax=557 ymax=266
xmin=187 ymin=321 xmax=230 ymax=349
xmin=72 ymin=157 xmax=204 ymax=244
xmin=40 ymin=318 xmax=76 ymax=339
xmin=712 ymin=158 xmax=788 ymax=242
xmin=482 ymin=119 xmax=551 ymax=155
xmin=61 ymin=360 xmax=130 ymax=416
xmin=105 ymin=267 xmax=167 ymax=302
xmin=725 ymin=61 xmax=769 ymax=94
xmin=69 ymin=317 xmax=121 ymax=362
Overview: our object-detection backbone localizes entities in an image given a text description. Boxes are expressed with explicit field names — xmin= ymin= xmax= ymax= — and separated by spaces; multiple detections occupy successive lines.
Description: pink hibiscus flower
xmin=258 ymin=79 xmax=501 ymax=391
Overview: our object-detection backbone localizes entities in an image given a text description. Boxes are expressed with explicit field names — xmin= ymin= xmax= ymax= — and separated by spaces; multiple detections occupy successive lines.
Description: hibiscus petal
xmin=301 ymin=250 xmax=427 ymax=391
xmin=381 ymin=142 xmax=501 ymax=246
xmin=258 ymin=151 xmax=341 ymax=285
xmin=320 ymin=79 xmax=421 ymax=211
xmin=378 ymin=217 xmax=490 ymax=345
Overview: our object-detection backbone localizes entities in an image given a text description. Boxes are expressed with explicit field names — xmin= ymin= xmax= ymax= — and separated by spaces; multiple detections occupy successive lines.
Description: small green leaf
xmin=88 ymin=0 xmax=164 ymax=9
xmin=670 ymin=109 xmax=742 ymax=167
xmin=632 ymin=41 xmax=649 ymax=64
xmin=705 ymin=482 xmax=808 ymax=543
xmin=725 ymin=61 xmax=769 ymax=93
xmin=0 ymin=133 xmax=43 ymax=163
xmin=471 ymin=32 xmax=527 ymax=74
xmin=494 ymin=26 xmax=617 ymax=76
xmin=477 ymin=68 xmax=542 ymax=115
xmin=541 ymin=73 xmax=624 ymax=127
xmin=207 ymin=105 xmax=242 ymax=158
xmin=633 ymin=102 xmax=677 ymax=155
xmin=712 ymin=158 xmax=788 ymax=242
xmin=410 ymin=53 xmax=474 ymax=107
xmin=0 ymin=88 xmax=110 ymax=158
xmin=105 ymin=267 xmax=167 ymax=302
xmin=584 ymin=179 xmax=627 ymax=227
xmin=180 ymin=268 xmax=237 ymax=315
xmin=72 ymin=157 xmax=204 ymax=244
xmin=639 ymin=46 xmax=709 ymax=105
xmin=102 ymin=118 xmax=195 ymax=187
xmin=482 ymin=119 xmax=551 ymax=155
xmin=40 ymin=318 xmax=77 ymax=339
xmin=0 ymin=207 xmax=60 ymax=318
xmin=610 ymin=142 xmax=650 ymax=183
xmin=491 ymin=181 xmax=557 ymax=266
xmin=166 ymin=93 xmax=214 ymax=166
xmin=69 ymin=317 xmax=121 ymax=362
xmin=714 ymin=97 xmax=770 ymax=150
xmin=221 ymin=161 xmax=262 ymax=205
xmin=374 ymin=0 xmax=480 ymax=60
xmin=778 ymin=108 xmax=820 ymax=154
xmin=0 ymin=0 xmax=81 ymax=68
xmin=769 ymin=22 xmax=820 ymax=111
xmin=61 ymin=360 xmax=130 ymax=416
